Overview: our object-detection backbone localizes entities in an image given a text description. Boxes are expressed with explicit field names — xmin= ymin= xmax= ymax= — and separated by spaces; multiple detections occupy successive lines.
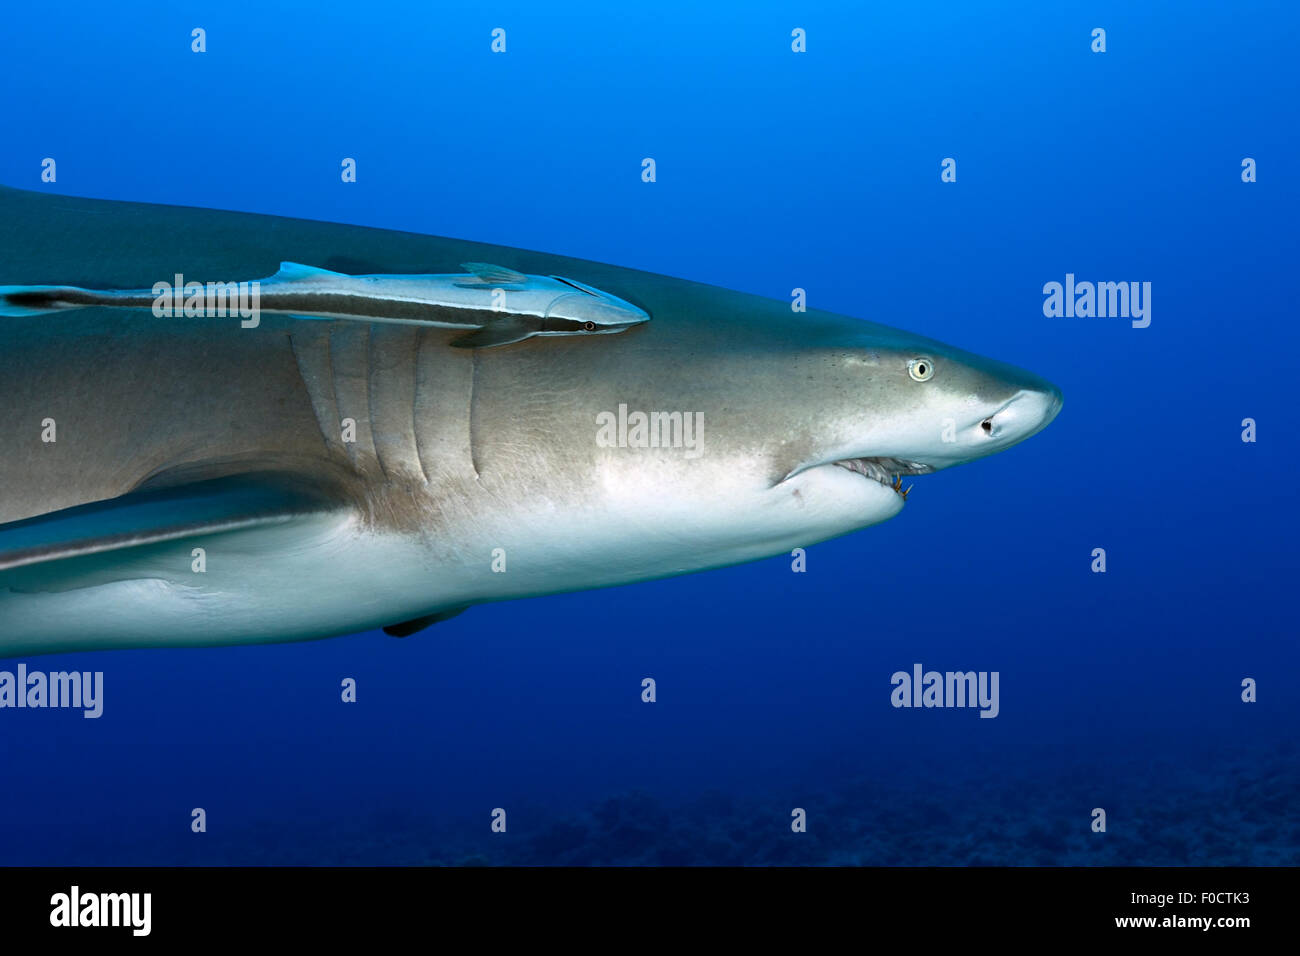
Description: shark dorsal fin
xmin=272 ymin=261 xmax=346 ymax=282
xmin=460 ymin=262 xmax=527 ymax=285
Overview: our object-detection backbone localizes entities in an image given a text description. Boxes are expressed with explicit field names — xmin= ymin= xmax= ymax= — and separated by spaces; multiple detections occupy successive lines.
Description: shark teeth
xmin=833 ymin=457 xmax=932 ymax=499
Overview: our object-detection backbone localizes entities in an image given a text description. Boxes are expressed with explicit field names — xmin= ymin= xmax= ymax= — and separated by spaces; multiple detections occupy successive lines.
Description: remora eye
xmin=908 ymin=357 xmax=935 ymax=382
xmin=583 ymin=321 xmax=596 ymax=331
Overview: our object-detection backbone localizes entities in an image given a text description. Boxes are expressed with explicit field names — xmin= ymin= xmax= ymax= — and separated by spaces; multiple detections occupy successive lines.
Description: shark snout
xmin=981 ymin=385 xmax=1063 ymax=445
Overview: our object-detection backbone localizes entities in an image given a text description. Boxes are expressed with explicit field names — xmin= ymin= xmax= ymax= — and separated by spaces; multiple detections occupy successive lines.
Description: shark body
xmin=0 ymin=186 xmax=1062 ymax=656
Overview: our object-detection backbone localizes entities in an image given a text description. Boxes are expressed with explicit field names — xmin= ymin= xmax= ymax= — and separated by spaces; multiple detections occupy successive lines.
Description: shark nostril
xmin=981 ymin=418 xmax=994 ymax=435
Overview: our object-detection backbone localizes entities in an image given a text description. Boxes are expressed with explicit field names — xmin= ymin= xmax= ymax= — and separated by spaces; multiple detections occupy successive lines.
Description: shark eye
xmin=908 ymin=357 xmax=935 ymax=382
xmin=583 ymin=321 xmax=596 ymax=331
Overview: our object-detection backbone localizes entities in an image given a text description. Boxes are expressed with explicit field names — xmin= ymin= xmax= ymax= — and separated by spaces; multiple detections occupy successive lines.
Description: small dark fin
xmin=384 ymin=606 xmax=469 ymax=637
xmin=449 ymin=315 xmax=538 ymax=349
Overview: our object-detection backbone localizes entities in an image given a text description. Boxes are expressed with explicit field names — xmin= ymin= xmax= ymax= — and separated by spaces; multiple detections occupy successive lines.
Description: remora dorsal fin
xmin=0 ymin=473 xmax=342 ymax=573
xmin=383 ymin=606 xmax=469 ymax=637
xmin=272 ymin=261 xmax=346 ymax=282
xmin=460 ymin=262 xmax=527 ymax=285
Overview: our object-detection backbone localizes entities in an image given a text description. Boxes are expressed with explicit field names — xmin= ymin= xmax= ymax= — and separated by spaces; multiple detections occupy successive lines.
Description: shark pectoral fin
xmin=449 ymin=316 xmax=539 ymax=349
xmin=383 ymin=606 xmax=469 ymax=637
xmin=0 ymin=472 xmax=346 ymax=573
xmin=271 ymin=261 xmax=347 ymax=282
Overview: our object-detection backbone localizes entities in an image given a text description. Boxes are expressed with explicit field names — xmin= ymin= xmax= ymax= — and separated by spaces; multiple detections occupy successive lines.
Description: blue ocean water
xmin=1 ymin=0 xmax=1296 ymax=865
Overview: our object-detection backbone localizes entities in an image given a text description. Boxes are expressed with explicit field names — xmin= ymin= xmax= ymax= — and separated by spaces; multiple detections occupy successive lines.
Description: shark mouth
xmin=833 ymin=456 xmax=934 ymax=500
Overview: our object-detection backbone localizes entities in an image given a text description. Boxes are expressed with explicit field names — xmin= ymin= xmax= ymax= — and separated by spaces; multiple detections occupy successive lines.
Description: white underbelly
xmin=0 ymin=515 xmax=457 ymax=656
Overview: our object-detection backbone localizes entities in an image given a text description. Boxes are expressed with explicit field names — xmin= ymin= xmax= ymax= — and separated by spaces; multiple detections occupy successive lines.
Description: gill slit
xmin=469 ymin=349 xmax=481 ymax=480
xmin=410 ymin=328 xmax=430 ymax=485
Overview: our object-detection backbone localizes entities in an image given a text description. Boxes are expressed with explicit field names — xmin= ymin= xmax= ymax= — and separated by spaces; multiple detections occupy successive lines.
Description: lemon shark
xmin=0 ymin=185 xmax=1062 ymax=656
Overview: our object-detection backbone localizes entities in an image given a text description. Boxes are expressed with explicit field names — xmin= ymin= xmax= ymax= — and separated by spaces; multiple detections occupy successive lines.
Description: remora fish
xmin=0 ymin=185 xmax=1062 ymax=656
xmin=0 ymin=260 xmax=650 ymax=348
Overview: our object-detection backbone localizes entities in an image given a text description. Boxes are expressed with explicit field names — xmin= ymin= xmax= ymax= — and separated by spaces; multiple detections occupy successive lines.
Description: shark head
xmin=775 ymin=325 xmax=1063 ymax=509
xmin=468 ymin=282 xmax=1063 ymax=597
